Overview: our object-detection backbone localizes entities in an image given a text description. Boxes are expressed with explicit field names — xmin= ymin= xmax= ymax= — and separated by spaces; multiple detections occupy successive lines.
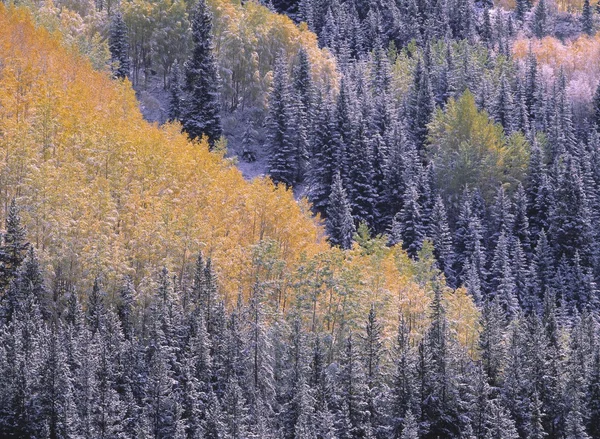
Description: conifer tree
xmin=183 ymin=0 xmax=222 ymax=147
xmin=400 ymin=409 xmax=419 ymax=439
xmin=493 ymin=75 xmax=515 ymax=134
xmin=429 ymin=196 xmax=456 ymax=286
xmin=408 ymin=57 xmax=434 ymax=150
xmin=326 ymin=173 xmax=355 ymax=250
xmin=0 ymin=199 xmax=28 ymax=295
xmin=267 ymin=55 xmax=296 ymax=187
xmin=168 ymin=62 xmax=184 ymax=122
xmin=516 ymin=0 xmax=532 ymax=21
xmin=582 ymin=0 xmax=594 ymax=35
xmin=109 ymin=12 xmax=130 ymax=80
xmin=532 ymin=0 xmax=549 ymax=38
xmin=394 ymin=184 xmax=424 ymax=258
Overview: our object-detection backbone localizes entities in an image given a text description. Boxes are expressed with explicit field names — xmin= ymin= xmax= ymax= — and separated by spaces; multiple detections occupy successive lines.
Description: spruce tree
xmin=0 ymin=199 xmax=28 ymax=295
xmin=516 ymin=0 xmax=532 ymax=21
xmin=168 ymin=62 xmax=184 ymax=122
xmin=267 ymin=55 xmax=296 ymax=187
xmin=183 ymin=0 xmax=222 ymax=147
xmin=408 ymin=57 xmax=434 ymax=150
xmin=394 ymin=184 xmax=424 ymax=258
xmin=532 ymin=0 xmax=549 ymax=38
xmin=429 ymin=196 xmax=456 ymax=287
xmin=108 ymin=12 xmax=130 ymax=80
xmin=582 ymin=0 xmax=594 ymax=35
xmin=326 ymin=173 xmax=355 ymax=250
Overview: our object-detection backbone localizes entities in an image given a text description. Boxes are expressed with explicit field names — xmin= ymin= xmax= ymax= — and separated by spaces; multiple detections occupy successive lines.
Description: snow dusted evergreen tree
xmin=326 ymin=172 xmax=355 ymax=250
xmin=532 ymin=0 xmax=549 ymax=38
xmin=308 ymin=95 xmax=337 ymax=215
xmin=582 ymin=0 xmax=594 ymax=35
xmin=392 ymin=184 xmax=424 ymax=258
xmin=408 ymin=57 xmax=434 ymax=150
xmin=429 ymin=196 xmax=456 ymax=286
xmin=515 ymin=0 xmax=532 ymax=21
xmin=0 ymin=199 xmax=28 ymax=296
xmin=400 ymin=409 xmax=419 ymax=439
xmin=267 ymin=54 xmax=296 ymax=187
xmin=183 ymin=0 xmax=222 ymax=147
xmin=108 ymin=12 xmax=130 ymax=79
xmin=168 ymin=62 xmax=185 ymax=122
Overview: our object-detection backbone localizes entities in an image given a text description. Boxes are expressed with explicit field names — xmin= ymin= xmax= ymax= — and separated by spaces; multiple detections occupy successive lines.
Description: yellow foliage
xmin=0 ymin=5 xmax=479 ymax=347
xmin=513 ymin=34 xmax=600 ymax=103
xmin=208 ymin=0 xmax=339 ymax=111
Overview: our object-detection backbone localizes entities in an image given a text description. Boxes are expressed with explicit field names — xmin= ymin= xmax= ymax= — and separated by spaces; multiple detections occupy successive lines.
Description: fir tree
xmin=408 ymin=57 xmax=434 ymax=150
xmin=0 ymin=199 xmax=28 ymax=295
xmin=183 ymin=0 xmax=222 ymax=147
xmin=168 ymin=62 xmax=184 ymax=122
xmin=326 ymin=173 xmax=355 ymax=250
xmin=108 ymin=12 xmax=130 ymax=80
xmin=532 ymin=0 xmax=549 ymax=38
xmin=267 ymin=55 xmax=296 ymax=187
xmin=582 ymin=0 xmax=594 ymax=35
xmin=428 ymin=196 xmax=456 ymax=287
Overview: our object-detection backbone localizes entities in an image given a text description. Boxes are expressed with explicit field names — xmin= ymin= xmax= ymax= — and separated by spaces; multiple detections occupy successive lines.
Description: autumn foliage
xmin=0 ymin=5 xmax=478 ymax=346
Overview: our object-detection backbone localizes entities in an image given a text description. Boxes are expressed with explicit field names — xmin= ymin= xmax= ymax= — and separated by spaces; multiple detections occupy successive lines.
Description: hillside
xmin=0 ymin=5 xmax=478 ymax=341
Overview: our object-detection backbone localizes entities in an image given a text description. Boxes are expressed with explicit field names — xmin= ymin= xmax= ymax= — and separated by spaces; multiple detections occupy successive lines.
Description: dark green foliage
xmin=182 ymin=0 xmax=222 ymax=147
xmin=108 ymin=12 xmax=130 ymax=79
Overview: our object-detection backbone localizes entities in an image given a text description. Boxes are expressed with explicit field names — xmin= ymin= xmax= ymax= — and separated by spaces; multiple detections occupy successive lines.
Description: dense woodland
xmin=3 ymin=0 xmax=600 ymax=436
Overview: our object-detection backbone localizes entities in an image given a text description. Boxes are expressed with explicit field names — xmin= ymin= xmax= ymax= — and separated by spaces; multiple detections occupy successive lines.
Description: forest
xmin=1 ymin=0 xmax=600 ymax=437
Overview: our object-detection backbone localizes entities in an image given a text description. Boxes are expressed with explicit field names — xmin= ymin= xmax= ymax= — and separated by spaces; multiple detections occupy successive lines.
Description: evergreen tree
xmin=429 ymin=196 xmax=456 ymax=287
xmin=308 ymin=95 xmax=338 ymax=215
xmin=183 ymin=0 xmax=222 ymax=147
xmin=582 ymin=0 xmax=594 ymax=35
xmin=39 ymin=324 xmax=76 ymax=439
xmin=267 ymin=55 xmax=296 ymax=187
xmin=168 ymin=62 xmax=185 ymax=122
xmin=516 ymin=0 xmax=532 ymax=21
xmin=108 ymin=12 xmax=130 ymax=79
xmin=326 ymin=173 xmax=355 ymax=250
xmin=393 ymin=184 xmax=424 ymax=258
xmin=0 ymin=199 xmax=28 ymax=295
xmin=400 ymin=409 xmax=419 ymax=439
xmin=532 ymin=0 xmax=549 ymax=38
xmin=408 ymin=57 xmax=434 ymax=150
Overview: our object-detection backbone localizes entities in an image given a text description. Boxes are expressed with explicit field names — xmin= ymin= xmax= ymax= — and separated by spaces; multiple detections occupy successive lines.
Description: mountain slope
xmin=0 ymin=4 xmax=479 ymax=342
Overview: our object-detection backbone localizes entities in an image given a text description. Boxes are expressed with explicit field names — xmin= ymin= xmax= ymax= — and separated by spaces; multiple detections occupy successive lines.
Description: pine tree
xmin=108 ymin=12 xmax=130 ymax=80
xmin=549 ymin=156 xmax=593 ymax=264
xmin=345 ymin=114 xmax=378 ymax=228
xmin=326 ymin=173 xmax=355 ymax=250
xmin=183 ymin=0 xmax=222 ymax=147
xmin=87 ymin=277 xmax=106 ymax=337
xmin=593 ymin=81 xmax=600 ymax=130
xmin=480 ymin=296 xmax=507 ymax=387
xmin=512 ymin=183 xmax=532 ymax=256
xmin=334 ymin=333 xmax=371 ymax=438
